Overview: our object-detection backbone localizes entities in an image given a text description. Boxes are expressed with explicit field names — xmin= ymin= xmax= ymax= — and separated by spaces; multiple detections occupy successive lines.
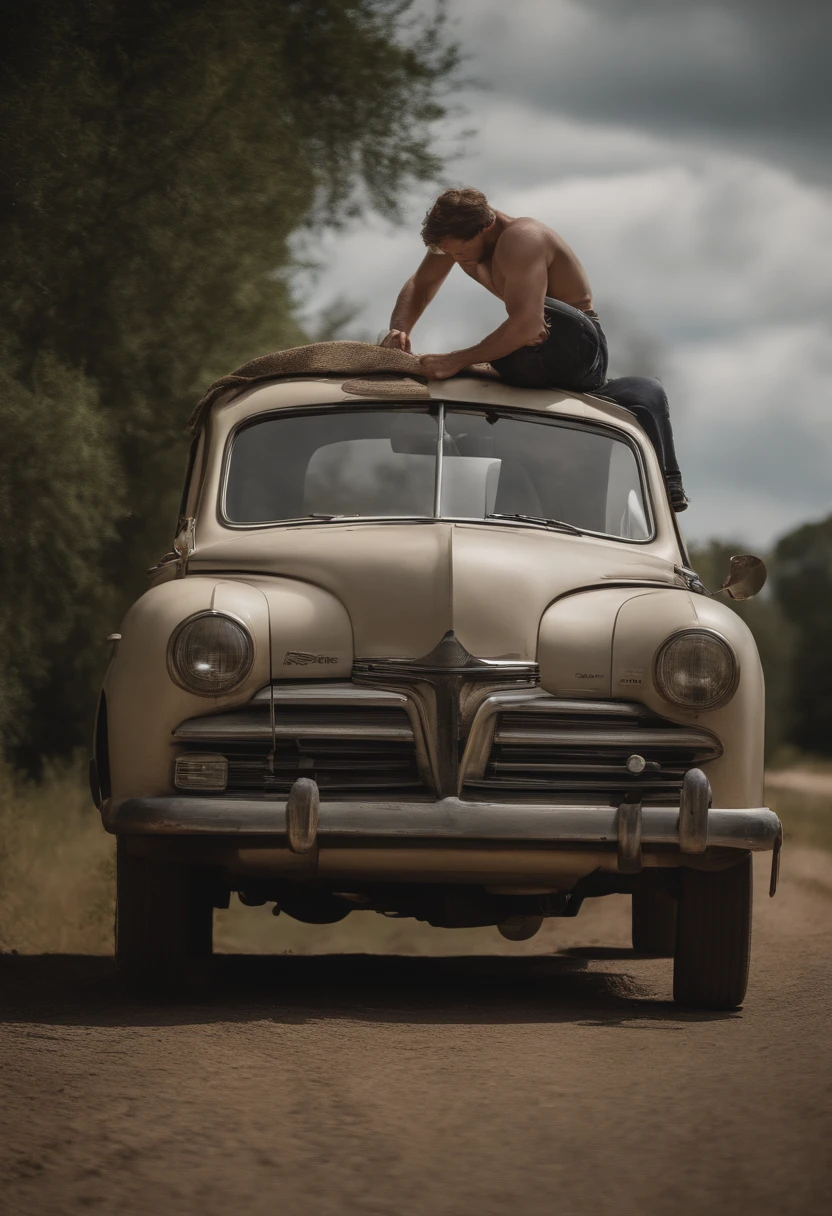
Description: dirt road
xmin=1 ymin=848 xmax=830 ymax=1216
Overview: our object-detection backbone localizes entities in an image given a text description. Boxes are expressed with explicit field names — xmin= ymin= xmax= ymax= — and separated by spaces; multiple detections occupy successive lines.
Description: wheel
xmin=632 ymin=886 xmax=676 ymax=956
xmin=673 ymin=855 xmax=752 ymax=1010
xmin=116 ymin=840 xmax=214 ymax=991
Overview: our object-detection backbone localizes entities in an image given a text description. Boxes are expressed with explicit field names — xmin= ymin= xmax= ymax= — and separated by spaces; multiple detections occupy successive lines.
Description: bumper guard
xmin=103 ymin=771 xmax=782 ymax=890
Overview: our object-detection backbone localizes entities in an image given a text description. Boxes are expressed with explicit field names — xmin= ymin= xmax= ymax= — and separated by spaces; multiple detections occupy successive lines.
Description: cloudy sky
xmin=298 ymin=0 xmax=832 ymax=549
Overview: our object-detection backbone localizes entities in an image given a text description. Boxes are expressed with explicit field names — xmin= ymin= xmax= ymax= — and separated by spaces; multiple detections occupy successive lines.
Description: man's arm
xmin=419 ymin=230 xmax=548 ymax=377
xmin=380 ymin=251 xmax=454 ymax=351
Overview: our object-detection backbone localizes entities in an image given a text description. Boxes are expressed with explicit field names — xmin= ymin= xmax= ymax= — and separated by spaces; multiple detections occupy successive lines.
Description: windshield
xmin=224 ymin=405 xmax=651 ymax=540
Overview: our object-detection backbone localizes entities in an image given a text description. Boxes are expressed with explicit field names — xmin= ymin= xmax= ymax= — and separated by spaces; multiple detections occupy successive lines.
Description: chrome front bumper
xmin=104 ymin=772 xmax=783 ymax=891
xmin=103 ymin=794 xmax=780 ymax=851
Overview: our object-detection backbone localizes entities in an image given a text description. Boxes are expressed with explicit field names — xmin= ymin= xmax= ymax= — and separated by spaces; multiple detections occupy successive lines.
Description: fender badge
xmin=283 ymin=650 xmax=339 ymax=666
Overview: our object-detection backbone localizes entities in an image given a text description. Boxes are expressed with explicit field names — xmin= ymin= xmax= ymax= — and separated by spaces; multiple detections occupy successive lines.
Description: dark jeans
xmin=491 ymin=297 xmax=681 ymax=479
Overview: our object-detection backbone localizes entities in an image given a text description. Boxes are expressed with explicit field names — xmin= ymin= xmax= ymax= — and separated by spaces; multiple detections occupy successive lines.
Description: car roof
xmin=189 ymin=341 xmax=641 ymax=438
xmin=204 ymin=373 xmax=642 ymax=438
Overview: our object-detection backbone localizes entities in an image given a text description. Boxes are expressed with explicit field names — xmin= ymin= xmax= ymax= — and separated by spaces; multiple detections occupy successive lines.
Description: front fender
xmin=104 ymin=578 xmax=270 ymax=800
xmin=611 ymin=590 xmax=764 ymax=808
xmin=538 ymin=587 xmax=764 ymax=808
xmin=104 ymin=574 xmax=355 ymax=800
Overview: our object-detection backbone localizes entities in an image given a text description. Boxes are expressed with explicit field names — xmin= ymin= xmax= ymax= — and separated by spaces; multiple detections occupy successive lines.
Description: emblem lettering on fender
xmin=574 ymin=672 xmax=605 ymax=680
xmin=283 ymin=650 xmax=339 ymax=666
xmin=618 ymin=668 xmax=644 ymax=686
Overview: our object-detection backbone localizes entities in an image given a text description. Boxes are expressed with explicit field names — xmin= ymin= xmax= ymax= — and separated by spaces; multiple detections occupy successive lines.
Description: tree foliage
xmin=687 ymin=539 xmax=795 ymax=756
xmin=689 ymin=521 xmax=832 ymax=759
xmin=0 ymin=0 xmax=457 ymax=762
xmin=770 ymin=516 xmax=832 ymax=756
xmin=0 ymin=346 xmax=123 ymax=754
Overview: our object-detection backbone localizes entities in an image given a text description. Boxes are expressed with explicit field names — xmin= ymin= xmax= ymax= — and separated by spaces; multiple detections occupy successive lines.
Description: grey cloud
xmin=444 ymin=99 xmax=685 ymax=192
xmin=679 ymin=409 xmax=832 ymax=546
xmin=679 ymin=393 xmax=832 ymax=508
xmin=444 ymin=0 xmax=832 ymax=182
xmin=582 ymin=0 xmax=824 ymax=18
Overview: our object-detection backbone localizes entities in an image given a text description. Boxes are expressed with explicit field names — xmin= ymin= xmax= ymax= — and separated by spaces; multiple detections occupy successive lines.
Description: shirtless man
xmin=380 ymin=187 xmax=687 ymax=510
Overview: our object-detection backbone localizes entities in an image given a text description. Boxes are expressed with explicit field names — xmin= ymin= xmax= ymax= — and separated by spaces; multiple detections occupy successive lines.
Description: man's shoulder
xmin=495 ymin=216 xmax=556 ymax=256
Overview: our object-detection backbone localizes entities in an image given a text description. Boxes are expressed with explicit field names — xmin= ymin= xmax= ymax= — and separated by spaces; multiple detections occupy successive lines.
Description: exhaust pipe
xmin=498 ymin=914 xmax=544 ymax=942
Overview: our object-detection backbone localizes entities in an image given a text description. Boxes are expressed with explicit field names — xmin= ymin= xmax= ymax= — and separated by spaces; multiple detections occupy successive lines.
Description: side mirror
xmin=721 ymin=554 xmax=767 ymax=601
xmin=173 ymin=516 xmax=196 ymax=579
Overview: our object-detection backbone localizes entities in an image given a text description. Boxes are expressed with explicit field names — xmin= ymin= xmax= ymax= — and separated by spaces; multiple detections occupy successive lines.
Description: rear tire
xmin=632 ymin=886 xmax=676 ymax=956
xmin=673 ymin=855 xmax=752 ymax=1010
xmin=116 ymin=840 xmax=214 ymax=992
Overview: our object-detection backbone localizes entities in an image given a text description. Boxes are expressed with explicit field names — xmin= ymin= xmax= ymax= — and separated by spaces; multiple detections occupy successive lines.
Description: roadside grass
xmin=0 ymin=757 xmax=114 ymax=955
xmin=767 ymin=787 xmax=832 ymax=854
xmin=1 ymin=759 xmax=830 ymax=955
xmin=0 ymin=758 xmax=496 ymax=956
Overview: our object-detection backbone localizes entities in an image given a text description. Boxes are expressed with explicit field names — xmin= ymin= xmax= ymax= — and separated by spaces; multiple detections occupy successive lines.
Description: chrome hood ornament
xmin=354 ymin=630 xmax=538 ymax=680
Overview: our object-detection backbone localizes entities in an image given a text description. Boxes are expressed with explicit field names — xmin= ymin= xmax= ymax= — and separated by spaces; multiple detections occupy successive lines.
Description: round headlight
xmin=168 ymin=612 xmax=254 ymax=696
xmin=654 ymin=629 xmax=738 ymax=710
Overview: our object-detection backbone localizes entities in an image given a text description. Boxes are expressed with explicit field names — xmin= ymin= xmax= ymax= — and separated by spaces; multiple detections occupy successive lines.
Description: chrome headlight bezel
xmin=653 ymin=627 xmax=739 ymax=711
xmin=167 ymin=610 xmax=255 ymax=697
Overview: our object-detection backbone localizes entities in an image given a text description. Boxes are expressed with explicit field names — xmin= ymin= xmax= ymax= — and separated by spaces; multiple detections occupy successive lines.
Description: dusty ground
xmin=1 ymin=848 xmax=830 ymax=1216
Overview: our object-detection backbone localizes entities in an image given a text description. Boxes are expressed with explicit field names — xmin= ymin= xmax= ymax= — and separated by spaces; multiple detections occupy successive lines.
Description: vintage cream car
xmin=92 ymin=342 xmax=781 ymax=1007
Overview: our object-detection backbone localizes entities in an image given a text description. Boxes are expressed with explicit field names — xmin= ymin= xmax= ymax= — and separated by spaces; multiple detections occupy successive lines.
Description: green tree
xmin=687 ymin=540 xmax=795 ymax=756
xmin=0 ymin=346 xmax=123 ymax=755
xmin=0 ymin=0 xmax=458 ymax=763
xmin=770 ymin=514 xmax=832 ymax=757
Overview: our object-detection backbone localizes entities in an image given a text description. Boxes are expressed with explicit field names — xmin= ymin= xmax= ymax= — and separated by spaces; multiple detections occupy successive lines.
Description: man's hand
xmin=380 ymin=329 xmax=412 ymax=353
xmin=419 ymin=352 xmax=466 ymax=380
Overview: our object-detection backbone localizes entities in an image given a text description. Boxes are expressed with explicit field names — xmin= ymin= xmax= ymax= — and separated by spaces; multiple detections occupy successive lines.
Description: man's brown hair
xmin=421 ymin=187 xmax=495 ymax=247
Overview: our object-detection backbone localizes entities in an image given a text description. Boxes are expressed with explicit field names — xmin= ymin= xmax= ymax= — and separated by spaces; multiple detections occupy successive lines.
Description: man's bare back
xmin=455 ymin=212 xmax=592 ymax=312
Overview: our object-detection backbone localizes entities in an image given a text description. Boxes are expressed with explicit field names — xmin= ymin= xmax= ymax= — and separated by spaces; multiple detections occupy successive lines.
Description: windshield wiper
xmin=277 ymin=514 xmax=350 ymax=524
xmin=486 ymin=512 xmax=583 ymax=536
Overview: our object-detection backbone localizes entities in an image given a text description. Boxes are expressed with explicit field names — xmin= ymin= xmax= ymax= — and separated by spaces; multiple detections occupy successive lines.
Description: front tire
xmin=673 ymin=855 xmax=752 ymax=1010
xmin=116 ymin=840 xmax=214 ymax=991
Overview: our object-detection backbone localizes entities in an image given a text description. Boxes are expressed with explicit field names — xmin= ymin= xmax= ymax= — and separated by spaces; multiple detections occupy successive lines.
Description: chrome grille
xmin=173 ymin=684 xmax=422 ymax=796
xmin=462 ymin=696 xmax=722 ymax=803
xmin=173 ymin=680 xmax=723 ymax=804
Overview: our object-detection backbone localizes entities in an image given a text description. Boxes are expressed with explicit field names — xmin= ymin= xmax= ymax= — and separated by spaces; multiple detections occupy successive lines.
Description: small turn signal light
xmin=174 ymin=753 xmax=228 ymax=791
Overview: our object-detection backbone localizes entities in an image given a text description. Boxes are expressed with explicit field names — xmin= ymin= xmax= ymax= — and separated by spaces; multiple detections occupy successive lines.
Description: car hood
xmin=191 ymin=521 xmax=679 ymax=661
